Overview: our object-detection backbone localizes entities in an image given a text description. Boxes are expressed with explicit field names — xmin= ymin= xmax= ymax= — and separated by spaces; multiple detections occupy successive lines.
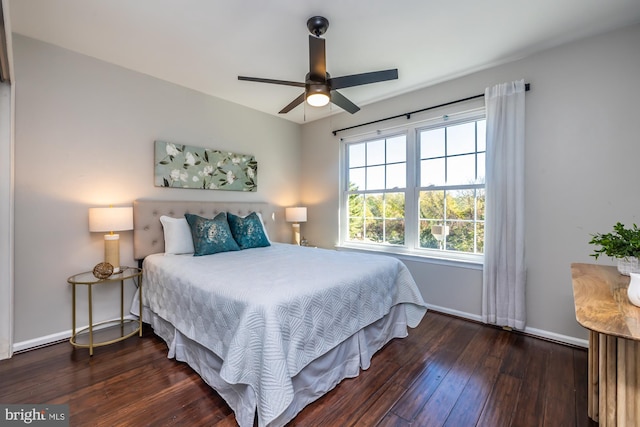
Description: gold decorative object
xmin=92 ymin=262 xmax=114 ymax=279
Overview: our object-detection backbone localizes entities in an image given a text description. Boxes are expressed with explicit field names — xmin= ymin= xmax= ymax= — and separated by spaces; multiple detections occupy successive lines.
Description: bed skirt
xmin=143 ymin=304 xmax=410 ymax=427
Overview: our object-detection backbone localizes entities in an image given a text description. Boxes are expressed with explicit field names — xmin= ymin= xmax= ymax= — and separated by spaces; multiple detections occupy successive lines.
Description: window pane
xmin=385 ymin=220 xmax=404 ymax=245
xmin=349 ymin=143 xmax=366 ymax=168
xmin=421 ymin=158 xmax=445 ymax=187
xmin=384 ymin=192 xmax=405 ymax=219
xmin=367 ymin=139 xmax=385 ymax=165
xmin=385 ymin=193 xmax=405 ymax=244
xmin=476 ymin=188 xmax=485 ymax=220
xmin=348 ymin=193 xmax=364 ymax=217
xmin=420 ymin=128 xmax=445 ymax=158
xmin=476 ymin=222 xmax=485 ymax=253
xmin=386 ymin=163 xmax=406 ymax=189
xmin=446 ymin=189 xmax=475 ymax=220
xmin=387 ymin=136 xmax=406 ymax=163
xmin=349 ymin=167 xmax=365 ymax=191
xmin=477 ymin=120 xmax=486 ymax=152
xmin=348 ymin=217 xmax=364 ymax=241
xmin=365 ymin=219 xmax=384 ymax=243
xmin=365 ymin=193 xmax=383 ymax=218
xmin=446 ymin=154 xmax=476 ymax=185
xmin=419 ymin=190 xmax=444 ymax=220
xmin=447 ymin=122 xmax=476 ymax=155
xmin=366 ymin=165 xmax=385 ymax=190
xmin=347 ymin=194 xmax=364 ymax=242
xmin=477 ymin=152 xmax=485 ymax=184
xmin=446 ymin=221 xmax=475 ymax=253
xmin=419 ymin=220 xmax=441 ymax=249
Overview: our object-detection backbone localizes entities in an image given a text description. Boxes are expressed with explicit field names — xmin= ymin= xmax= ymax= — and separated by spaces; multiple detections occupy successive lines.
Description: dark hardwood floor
xmin=0 ymin=312 xmax=595 ymax=427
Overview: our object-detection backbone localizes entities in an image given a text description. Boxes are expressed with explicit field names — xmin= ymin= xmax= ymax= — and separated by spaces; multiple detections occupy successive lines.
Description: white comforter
xmin=142 ymin=243 xmax=427 ymax=426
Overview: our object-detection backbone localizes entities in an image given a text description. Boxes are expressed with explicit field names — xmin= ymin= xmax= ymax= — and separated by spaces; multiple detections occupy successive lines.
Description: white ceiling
xmin=8 ymin=0 xmax=640 ymax=124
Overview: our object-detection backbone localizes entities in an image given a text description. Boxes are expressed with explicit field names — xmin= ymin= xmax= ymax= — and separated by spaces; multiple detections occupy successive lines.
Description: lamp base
xmin=104 ymin=234 xmax=121 ymax=273
xmin=291 ymin=223 xmax=301 ymax=245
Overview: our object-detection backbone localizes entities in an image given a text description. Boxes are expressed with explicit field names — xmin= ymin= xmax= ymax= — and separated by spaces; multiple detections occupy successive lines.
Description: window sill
xmin=335 ymin=243 xmax=483 ymax=270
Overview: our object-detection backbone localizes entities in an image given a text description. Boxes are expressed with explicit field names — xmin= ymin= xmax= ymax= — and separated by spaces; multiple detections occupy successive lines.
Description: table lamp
xmin=431 ymin=224 xmax=450 ymax=250
xmin=89 ymin=206 xmax=134 ymax=273
xmin=285 ymin=207 xmax=307 ymax=245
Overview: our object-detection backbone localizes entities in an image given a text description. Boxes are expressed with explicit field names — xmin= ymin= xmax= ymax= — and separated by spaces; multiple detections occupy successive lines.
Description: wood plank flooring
xmin=0 ymin=312 xmax=596 ymax=427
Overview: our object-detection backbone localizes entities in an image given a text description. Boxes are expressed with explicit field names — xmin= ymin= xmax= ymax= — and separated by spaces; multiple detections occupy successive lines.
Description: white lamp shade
xmin=285 ymin=207 xmax=307 ymax=223
xmin=89 ymin=207 xmax=134 ymax=233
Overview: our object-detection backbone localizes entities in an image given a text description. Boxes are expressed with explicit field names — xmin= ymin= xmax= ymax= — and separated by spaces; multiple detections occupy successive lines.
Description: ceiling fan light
xmin=306 ymin=84 xmax=330 ymax=107
xmin=307 ymin=92 xmax=330 ymax=107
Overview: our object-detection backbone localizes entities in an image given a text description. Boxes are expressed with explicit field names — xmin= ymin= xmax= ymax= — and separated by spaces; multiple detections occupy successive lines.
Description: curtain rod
xmin=332 ymin=83 xmax=530 ymax=136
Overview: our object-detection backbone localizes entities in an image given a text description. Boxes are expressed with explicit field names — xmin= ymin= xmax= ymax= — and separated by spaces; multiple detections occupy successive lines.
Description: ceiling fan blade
xmin=308 ymin=35 xmax=326 ymax=81
xmin=330 ymin=90 xmax=360 ymax=114
xmin=238 ymin=76 xmax=305 ymax=88
xmin=279 ymin=93 xmax=306 ymax=114
xmin=329 ymin=69 xmax=398 ymax=90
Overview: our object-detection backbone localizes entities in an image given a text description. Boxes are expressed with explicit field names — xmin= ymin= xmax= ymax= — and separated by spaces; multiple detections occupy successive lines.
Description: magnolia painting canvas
xmin=154 ymin=141 xmax=257 ymax=191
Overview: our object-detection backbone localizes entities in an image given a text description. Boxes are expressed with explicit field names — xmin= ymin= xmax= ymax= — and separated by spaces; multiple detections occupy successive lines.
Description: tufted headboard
xmin=133 ymin=199 xmax=280 ymax=260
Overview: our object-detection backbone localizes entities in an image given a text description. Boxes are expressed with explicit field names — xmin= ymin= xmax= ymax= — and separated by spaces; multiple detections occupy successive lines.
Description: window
xmin=346 ymin=135 xmax=407 ymax=245
xmin=418 ymin=120 xmax=485 ymax=255
xmin=342 ymin=111 xmax=485 ymax=262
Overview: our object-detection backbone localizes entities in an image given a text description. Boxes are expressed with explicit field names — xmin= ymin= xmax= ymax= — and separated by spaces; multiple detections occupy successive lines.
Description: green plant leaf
xmin=589 ymin=222 xmax=640 ymax=260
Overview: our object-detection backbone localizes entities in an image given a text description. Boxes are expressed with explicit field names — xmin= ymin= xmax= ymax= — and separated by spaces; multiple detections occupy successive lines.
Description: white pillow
xmin=159 ymin=215 xmax=195 ymax=255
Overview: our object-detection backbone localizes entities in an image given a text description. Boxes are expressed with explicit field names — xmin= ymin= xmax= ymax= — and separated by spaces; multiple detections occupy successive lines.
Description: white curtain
xmin=482 ymin=79 xmax=526 ymax=330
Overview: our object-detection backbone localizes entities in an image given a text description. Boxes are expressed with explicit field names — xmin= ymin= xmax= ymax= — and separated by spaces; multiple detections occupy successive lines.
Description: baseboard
xmin=426 ymin=303 xmax=483 ymax=323
xmin=426 ymin=303 xmax=588 ymax=348
xmin=0 ymin=340 xmax=11 ymax=360
xmin=523 ymin=326 xmax=588 ymax=348
xmin=13 ymin=315 xmax=139 ymax=353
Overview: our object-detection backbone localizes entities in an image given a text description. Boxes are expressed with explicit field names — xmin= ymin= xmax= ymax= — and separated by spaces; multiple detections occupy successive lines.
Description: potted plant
xmin=589 ymin=222 xmax=640 ymax=275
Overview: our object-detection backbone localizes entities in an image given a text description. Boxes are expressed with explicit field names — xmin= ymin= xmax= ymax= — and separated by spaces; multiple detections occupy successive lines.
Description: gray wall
xmin=12 ymin=23 xmax=640 ymax=348
xmin=12 ymin=35 xmax=301 ymax=346
xmin=300 ymin=23 xmax=640 ymax=344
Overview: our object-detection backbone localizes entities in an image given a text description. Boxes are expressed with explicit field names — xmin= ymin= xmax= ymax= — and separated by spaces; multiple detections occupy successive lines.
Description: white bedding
xmin=142 ymin=243 xmax=427 ymax=426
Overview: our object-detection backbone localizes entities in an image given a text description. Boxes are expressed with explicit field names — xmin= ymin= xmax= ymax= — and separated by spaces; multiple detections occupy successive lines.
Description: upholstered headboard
xmin=133 ymin=199 xmax=279 ymax=260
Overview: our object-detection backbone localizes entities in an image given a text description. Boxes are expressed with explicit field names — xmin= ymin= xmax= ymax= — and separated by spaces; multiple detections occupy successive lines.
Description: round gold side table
xmin=67 ymin=267 xmax=142 ymax=356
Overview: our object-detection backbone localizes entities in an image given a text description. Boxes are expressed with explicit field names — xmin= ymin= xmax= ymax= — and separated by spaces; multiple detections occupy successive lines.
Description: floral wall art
xmin=154 ymin=141 xmax=257 ymax=191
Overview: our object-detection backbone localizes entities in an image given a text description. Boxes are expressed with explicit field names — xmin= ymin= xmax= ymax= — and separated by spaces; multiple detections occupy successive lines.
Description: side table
xmin=571 ymin=263 xmax=640 ymax=426
xmin=67 ymin=267 xmax=143 ymax=356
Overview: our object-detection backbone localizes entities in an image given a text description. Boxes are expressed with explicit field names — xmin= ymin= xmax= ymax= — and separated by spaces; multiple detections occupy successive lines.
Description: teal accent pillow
xmin=185 ymin=213 xmax=240 ymax=256
xmin=227 ymin=212 xmax=271 ymax=250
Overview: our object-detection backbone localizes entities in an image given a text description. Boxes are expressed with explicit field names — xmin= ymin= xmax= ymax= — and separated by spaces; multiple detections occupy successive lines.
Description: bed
xmin=132 ymin=199 xmax=428 ymax=427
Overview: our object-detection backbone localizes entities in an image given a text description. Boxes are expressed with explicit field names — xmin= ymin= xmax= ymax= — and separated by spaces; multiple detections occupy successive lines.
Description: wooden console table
xmin=571 ymin=263 xmax=640 ymax=426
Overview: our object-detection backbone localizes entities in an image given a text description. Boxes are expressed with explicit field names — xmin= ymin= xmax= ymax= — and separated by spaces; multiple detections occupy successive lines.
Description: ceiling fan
xmin=238 ymin=16 xmax=398 ymax=114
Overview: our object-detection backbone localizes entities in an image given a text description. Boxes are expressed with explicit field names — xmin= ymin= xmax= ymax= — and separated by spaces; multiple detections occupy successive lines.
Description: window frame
xmin=339 ymin=109 xmax=486 ymax=265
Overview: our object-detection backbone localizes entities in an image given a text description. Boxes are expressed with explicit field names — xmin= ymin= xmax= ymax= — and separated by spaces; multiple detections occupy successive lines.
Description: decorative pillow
xmin=227 ymin=212 xmax=271 ymax=250
xmin=159 ymin=215 xmax=194 ymax=255
xmin=254 ymin=212 xmax=271 ymax=242
xmin=185 ymin=212 xmax=240 ymax=256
